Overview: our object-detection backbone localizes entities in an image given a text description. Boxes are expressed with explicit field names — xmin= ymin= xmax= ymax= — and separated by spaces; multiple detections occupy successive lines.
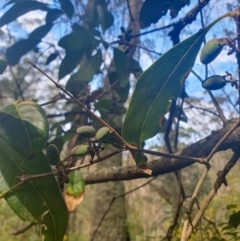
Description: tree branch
xmin=85 ymin=118 xmax=240 ymax=184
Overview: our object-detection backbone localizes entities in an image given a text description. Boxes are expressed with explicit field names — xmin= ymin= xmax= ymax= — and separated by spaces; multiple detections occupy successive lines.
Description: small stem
xmin=28 ymin=62 xmax=127 ymax=146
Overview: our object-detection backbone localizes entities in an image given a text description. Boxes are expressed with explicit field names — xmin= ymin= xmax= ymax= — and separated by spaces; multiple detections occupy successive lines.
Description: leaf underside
xmin=121 ymin=14 xmax=228 ymax=165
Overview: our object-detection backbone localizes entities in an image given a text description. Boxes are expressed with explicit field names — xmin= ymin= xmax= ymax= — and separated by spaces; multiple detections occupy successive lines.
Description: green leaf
xmin=6 ymin=39 xmax=39 ymax=65
xmin=113 ymin=48 xmax=142 ymax=87
xmin=97 ymin=5 xmax=114 ymax=32
xmin=60 ymin=0 xmax=74 ymax=18
xmin=65 ymin=171 xmax=85 ymax=198
xmin=46 ymin=52 xmax=59 ymax=65
xmin=113 ymin=48 xmax=130 ymax=87
xmin=0 ymin=59 xmax=8 ymax=74
xmin=58 ymin=49 xmax=85 ymax=80
xmin=58 ymin=30 xmax=98 ymax=51
xmin=229 ymin=211 xmax=240 ymax=228
xmin=0 ymin=1 xmax=48 ymax=27
xmin=28 ymin=23 xmax=53 ymax=40
xmin=140 ymin=0 xmax=190 ymax=28
xmin=70 ymin=50 xmax=102 ymax=82
xmin=0 ymin=101 xmax=68 ymax=241
xmin=4 ymin=0 xmax=34 ymax=7
xmin=46 ymin=8 xmax=63 ymax=23
xmin=122 ymin=14 xmax=229 ymax=154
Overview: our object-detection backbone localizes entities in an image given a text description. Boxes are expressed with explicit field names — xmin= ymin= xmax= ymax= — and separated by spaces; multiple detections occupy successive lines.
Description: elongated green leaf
xmin=58 ymin=49 xmax=85 ymax=80
xmin=46 ymin=52 xmax=59 ymax=65
xmin=0 ymin=1 xmax=48 ymax=27
xmin=140 ymin=0 xmax=190 ymax=28
xmin=6 ymin=39 xmax=39 ymax=65
xmin=29 ymin=23 xmax=53 ymax=40
xmin=46 ymin=8 xmax=63 ymax=23
xmin=60 ymin=0 xmax=74 ymax=18
xmin=113 ymin=48 xmax=142 ymax=87
xmin=122 ymin=14 xmax=229 ymax=162
xmin=0 ymin=101 xmax=68 ymax=241
xmin=58 ymin=30 xmax=97 ymax=51
xmin=70 ymin=50 xmax=102 ymax=82
xmin=4 ymin=0 xmax=33 ymax=7
xmin=97 ymin=5 xmax=114 ymax=32
xmin=0 ymin=59 xmax=8 ymax=74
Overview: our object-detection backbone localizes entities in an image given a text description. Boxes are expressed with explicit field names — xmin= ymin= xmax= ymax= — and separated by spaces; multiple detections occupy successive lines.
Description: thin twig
xmin=131 ymin=148 xmax=204 ymax=163
xmin=91 ymin=177 xmax=157 ymax=241
xmin=12 ymin=223 xmax=35 ymax=235
xmin=18 ymin=150 xmax=122 ymax=181
xmin=185 ymin=152 xmax=240 ymax=240
xmin=28 ymin=62 xmax=127 ymax=146
xmin=181 ymin=121 xmax=239 ymax=240
xmin=9 ymin=66 xmax=24 ymax=100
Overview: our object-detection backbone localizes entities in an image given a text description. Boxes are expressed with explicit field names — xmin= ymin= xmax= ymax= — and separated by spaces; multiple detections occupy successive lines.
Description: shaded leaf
xmin=0 ymin=101 xmax=68 ymax=241
xmin=46 ymin=52 xmax=59 ymax=65
xmin=29 ymin=23 xmax=53 ymax=40
xmin=97 ymin=4 xmax=114 ymax=32
xmin=46 ymin=8 xmax=63 ymax=23
xmin=6 ymin=39 xmax=39 ymax=65
xmin=4 ymin=0 xmax=32 ymax=7
xmin=0 ymin=59 xmax=8 ymax=74
xmin=71 ymin=50 xmax=102 ymax=82
xmin=58 ymin=49 xmax=85 ymax=80
xmin=122 ymin=14 xmax=229 ymax=154
xmin=140 ymin=0 xmax=190 ymax=28
xmin=229 ymin=211 xmax=240 ymax=228
xmin=0 ymin=1 xmax=48 ymax=27
xmin=113 ymin=48 xmax=130 ymax=87
xmin=113 ymin=48 xmax=142 ymax=87
xmin=58 ymin=30 xmax=98 ymax=51
xmin=60 ymin=0 xmax=74 ymax=18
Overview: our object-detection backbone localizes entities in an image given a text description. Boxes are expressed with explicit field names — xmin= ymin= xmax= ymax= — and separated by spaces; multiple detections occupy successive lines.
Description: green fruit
xmin=71 ymin=144 xmax=89 ymax=157
xmin=76 ymin=126 xmax=96 ymax=138
xmin=200 ymin=38 xmax=225 ymax=64
xmin=202 ymin=75 xmax=226 ymax=90
xmin=95 ymin=127 xmax=110 ymax=141
xmin=46 ymin=144 xmax=60 ymax=165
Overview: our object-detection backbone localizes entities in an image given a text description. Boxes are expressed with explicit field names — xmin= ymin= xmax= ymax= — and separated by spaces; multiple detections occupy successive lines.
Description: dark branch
xmin=85 ymin=118 xmax=240 ymax=184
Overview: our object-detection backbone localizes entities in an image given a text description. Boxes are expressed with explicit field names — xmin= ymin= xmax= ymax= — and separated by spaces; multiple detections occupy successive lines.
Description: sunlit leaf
xmin=121 ymin=14 xmax=229 ymax=165
xmin=0 ymin=101 xmax=68 ymax=241
xmin=46 ymin=8 xmax=63 ymax=23
xmin=140 ymin=0 xmax=190 ymax=28
xmin=0 ymin=59 xmax=8 ymax=74
xmin=0 ymin=1 xmax=48 ymax=27
xmin=97 ymin=5 xmax=114 ymax=32
xmin=64 ymin=171 xmax=85 ymax=212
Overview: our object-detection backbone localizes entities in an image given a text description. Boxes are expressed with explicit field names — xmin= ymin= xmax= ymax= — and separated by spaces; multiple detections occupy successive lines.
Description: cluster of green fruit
xmin=71 ymin=126 xmax=110 ymax=157
xmin=200 ymin=38 xmax=236 ymax=91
